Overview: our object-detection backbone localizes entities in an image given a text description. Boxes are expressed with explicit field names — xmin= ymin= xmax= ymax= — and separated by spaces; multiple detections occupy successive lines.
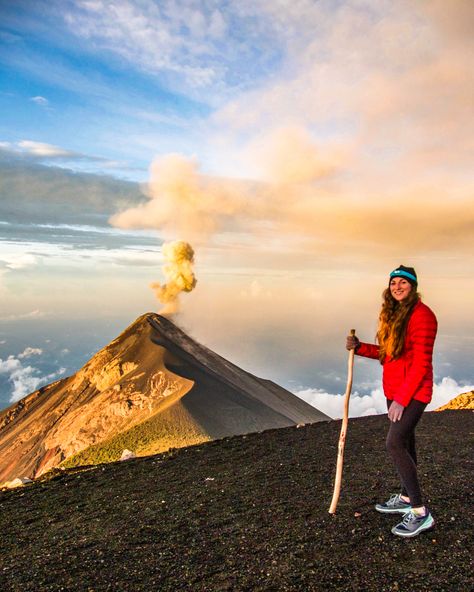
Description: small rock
xmin=5 ymin=477 xmax=33 ymax=489
xmin=354 ymin=512 xmax=361 ymax=518
xmin=120 ymin=449 xmax=136 ymax=461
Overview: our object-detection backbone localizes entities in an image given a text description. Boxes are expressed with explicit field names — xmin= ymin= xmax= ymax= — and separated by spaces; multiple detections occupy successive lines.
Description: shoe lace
xmin=388 ymin=494 xmax=401 ymax=506
xmin=401 ymin=511 xmax=416 ymax=526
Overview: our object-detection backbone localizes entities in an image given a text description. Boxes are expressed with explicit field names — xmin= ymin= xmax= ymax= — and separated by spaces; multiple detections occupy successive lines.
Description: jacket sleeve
xmin=394 ymin=307 xmax=438 ymax=407
xmin=356 ymin=342 xmax=380 ymax=359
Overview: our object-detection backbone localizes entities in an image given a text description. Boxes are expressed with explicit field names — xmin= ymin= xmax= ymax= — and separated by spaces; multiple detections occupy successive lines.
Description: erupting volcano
xmin=0 ymin=314 xmax=329 ymax=483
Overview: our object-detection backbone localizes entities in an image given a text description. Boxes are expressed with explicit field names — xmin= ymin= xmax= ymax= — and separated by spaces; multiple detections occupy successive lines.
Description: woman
xmin=346 ymin=265 xmax=437 ymax=538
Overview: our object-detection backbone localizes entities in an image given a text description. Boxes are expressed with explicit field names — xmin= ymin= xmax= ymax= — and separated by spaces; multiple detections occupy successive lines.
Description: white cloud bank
xmin=295 ymin=377 xmax=474 ymax=419
xmin=18 ymin=347 xmax=43 ymax=359
xmin=0 ymin=351 xmax=65 ymax=403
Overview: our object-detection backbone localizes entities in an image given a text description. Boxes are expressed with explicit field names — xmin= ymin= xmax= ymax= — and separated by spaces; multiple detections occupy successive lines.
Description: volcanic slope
xmin=0 ymin=410 xmax=472 ymax=592
xmin=436 ymin=390 xmax=474 ymax=410
xmin=0 ymin=314 xmax=328 ymax=482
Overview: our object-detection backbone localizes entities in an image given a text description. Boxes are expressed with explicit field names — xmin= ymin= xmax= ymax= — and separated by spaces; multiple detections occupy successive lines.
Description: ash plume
xmin=110 ymin=153 xmax=245 ymax=244
xmin=151 ymin=241 xmax=197 ymax=315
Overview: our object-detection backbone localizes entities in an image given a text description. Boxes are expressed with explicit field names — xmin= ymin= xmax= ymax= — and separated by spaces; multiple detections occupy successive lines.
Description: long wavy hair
xmin=376 ymin=287 xmax=420 ymax=361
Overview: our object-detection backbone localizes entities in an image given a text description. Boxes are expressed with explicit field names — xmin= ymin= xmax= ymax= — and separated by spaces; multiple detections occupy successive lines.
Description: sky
xmin=0 ymin=0 xmax=473 ymax=417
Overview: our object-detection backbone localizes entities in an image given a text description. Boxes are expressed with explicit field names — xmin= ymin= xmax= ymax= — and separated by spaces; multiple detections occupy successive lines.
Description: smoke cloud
xmin=151 ymin=241 xmax=197 ymax=315
xmin=109 ymin=130 xmax=473 ymax=263
xmin=110 ymin=153 xmax=246 ymax=243
xmin=246 ymin=126 xmax=345 ymax=185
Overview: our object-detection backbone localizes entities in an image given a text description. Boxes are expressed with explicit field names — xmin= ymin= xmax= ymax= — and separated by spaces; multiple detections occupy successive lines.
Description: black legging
xmin=386 ymin=398 xmax=427 ymax=507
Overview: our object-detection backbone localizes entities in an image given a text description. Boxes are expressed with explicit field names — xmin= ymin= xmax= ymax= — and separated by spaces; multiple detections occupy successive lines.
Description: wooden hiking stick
xmin=329 ymin=329 xmax=356 ymax=514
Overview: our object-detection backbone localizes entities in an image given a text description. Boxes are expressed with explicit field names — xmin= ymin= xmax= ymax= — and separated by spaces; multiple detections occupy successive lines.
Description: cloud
xmin=18 ymin=347 xmax=43 ymax=359
xmin=240 ymin=280 xmax=273 ymax=300
xmin=295 ymin=387 xmax=387 ymax=420
xmin=245 ymin=126 xmax=345 ymax=185
xmin=62 ymin=0 xmax=222 ymax=88
xmin=2 ymin=253 xmax=42 ymax=271
xmin=110 ymin=153 xmax=248 ymax=243
xmin=107 ymin=1 xmax=474 ymax=258
xmin=30 ymin=96 xmax=49 ymax=107
xmin=110 ymin=147 xmax=474 ymax=260
xmin=1 ymin=140 xmax=125 ymax=168
xmin=207 ymin=0 xmax=474 ymax=233
xmin=295 ymin=377 xmax=474 ymax=419
xmin=0 ymin=310 xmax=46 ymax=322
xmin=427 ymin=377 xmax=474 ymax=411
xmin=0 ymin=353 xmax=65 ymax=403
xmin=60 ymin=0 xmax=285 ymax=94
xmin=0 ymin=157 xmax=147 ymax=226
xmin=18 ymin=140 xmax=77 ymax=158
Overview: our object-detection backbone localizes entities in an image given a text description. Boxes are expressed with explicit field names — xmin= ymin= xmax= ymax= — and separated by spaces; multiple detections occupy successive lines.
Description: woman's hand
xmin=388 ymin=401 xmax=405 ymax=422
xmin=346 ymin=334 xmax=360 ymax=351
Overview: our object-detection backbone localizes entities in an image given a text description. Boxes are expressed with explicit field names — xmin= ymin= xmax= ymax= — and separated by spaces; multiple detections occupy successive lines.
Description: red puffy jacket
xmin=356 ymin=301 xmax=438 ymax=407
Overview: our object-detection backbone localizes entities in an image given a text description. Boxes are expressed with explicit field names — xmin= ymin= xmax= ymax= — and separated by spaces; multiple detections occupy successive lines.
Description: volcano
xmin=0 ymin=314 xmax=329 ymax=483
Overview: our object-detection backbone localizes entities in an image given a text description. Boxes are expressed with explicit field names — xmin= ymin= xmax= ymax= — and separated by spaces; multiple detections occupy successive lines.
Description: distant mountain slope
xmin=0 ymin=411 xmax=472 ymax=592
xmin=436 ymin=390 xmax=474 ymax=411
xmin=0 ymin=314 xmax=329 ymax=482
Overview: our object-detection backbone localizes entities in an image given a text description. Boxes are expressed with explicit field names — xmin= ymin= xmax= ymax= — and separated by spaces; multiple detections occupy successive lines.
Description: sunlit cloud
xmin=110 ymin=148 xmax=474 ymax=260
xmin=1 ymin=140 xmax=127 ymax=169
xmin=18 ymin=140 xmax=75 ymax=158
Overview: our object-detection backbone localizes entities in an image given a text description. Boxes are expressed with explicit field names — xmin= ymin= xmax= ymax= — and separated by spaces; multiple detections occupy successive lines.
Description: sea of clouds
xmin=295 ymin=376 xmax=474 ymax=420
xmin=0 ymin=348 xmax=66 ymax=404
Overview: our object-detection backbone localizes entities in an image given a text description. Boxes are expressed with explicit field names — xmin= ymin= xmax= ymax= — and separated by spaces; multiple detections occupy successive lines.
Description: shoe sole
xmin=391 ymin=516 xmax=435 ymax=538
xmin=375 ymin=505 xmax=412 ymax=514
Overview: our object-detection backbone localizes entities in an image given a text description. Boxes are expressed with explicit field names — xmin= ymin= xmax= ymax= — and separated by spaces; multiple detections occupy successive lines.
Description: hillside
xmin=0 ymin=410 xmax=472 ymax=592
xmin=436 ymin=390 xmax=474 ymax=411
xmin=0 ymin=314 xmax=328 ymax=483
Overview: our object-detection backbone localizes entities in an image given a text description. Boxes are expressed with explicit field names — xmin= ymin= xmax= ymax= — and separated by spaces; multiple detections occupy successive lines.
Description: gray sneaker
xmin=375 ymin=493 xmax=412 ymax=514
xmin=391 ymin=510 xmax=435 ymax=538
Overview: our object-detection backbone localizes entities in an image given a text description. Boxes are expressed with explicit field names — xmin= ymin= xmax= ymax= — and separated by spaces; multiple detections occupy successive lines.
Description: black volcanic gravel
xmin=0 ymin=410 xmax=472 ymax=592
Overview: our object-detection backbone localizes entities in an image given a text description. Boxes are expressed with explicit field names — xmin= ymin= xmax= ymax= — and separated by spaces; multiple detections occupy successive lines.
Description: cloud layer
xmin=0 ymin=348 xmax=65 ymax=403
xmin=295 ymin=377 xmax=474 ymax=420
xmin=106 ymin=3 xmax=473 ymax=263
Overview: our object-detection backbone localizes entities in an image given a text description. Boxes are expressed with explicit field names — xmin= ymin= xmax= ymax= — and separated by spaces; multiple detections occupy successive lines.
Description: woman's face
xmin=390 ymin=277 xmax=413 ymax=301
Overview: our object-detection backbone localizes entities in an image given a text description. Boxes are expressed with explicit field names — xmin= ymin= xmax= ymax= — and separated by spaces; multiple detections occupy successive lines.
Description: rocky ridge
xmin=436 ymin=390 xmax=474 ymax=411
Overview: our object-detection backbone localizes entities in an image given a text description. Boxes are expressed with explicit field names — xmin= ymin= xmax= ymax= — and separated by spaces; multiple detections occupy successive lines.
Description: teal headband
xmin=390 ymin=269 xmax=417 ymax=282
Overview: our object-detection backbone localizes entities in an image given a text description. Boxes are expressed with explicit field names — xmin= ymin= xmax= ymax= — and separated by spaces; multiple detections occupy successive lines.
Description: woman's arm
xmin=346 ymin=334 xmax=380 ymax=359
xmin=356 ymin=342 xmax=380 ymax=359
